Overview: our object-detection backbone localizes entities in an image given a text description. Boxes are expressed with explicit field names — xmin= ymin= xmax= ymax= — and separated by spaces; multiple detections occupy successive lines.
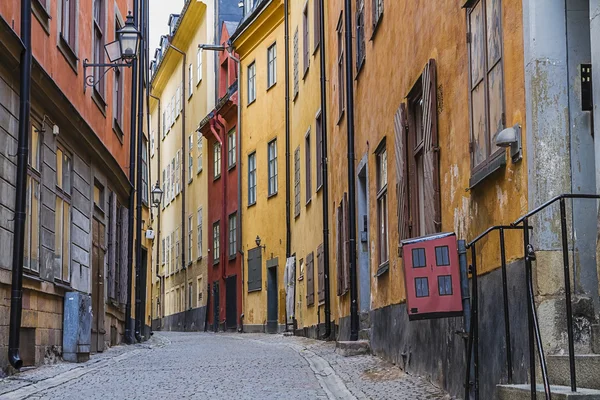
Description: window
xmin=293 ymin=28 xmax=299 ymax=97
xmin=373 ymin=0 xmax=383 ymax=27
xmin=305 ymin=130 xmax=312 ymax=203
xmin=229 ymin=213 xmax=237 ymax=258
xmin=197 ymin=134 xmax=203 ymax=173
xmin=306 ymin=252 xmax=315 ymax=306
xmin=61 ymin=0 xmax=77 ymax=49
xmin=55 ymin=147 xmax=72 ymax=283
xmin=162 ymin=111 xmax=166 ymax=139
xmin=197 ymin=48 xmax=203 ymax=84
xmin=316 ymin=114 xmax=323 ymax=190
xmin=113 ymin=20 xmax=124 ymax=130
xmin=150 ymin=130 xmax=155 ymax=157
xmin=268 ymin=140 xmax=278 ymax=196
xmin=356 ymin=0 xmax=365 ymax=71
xmin=93 ymin=0 xmax=105 ymax=99
xmin=267 ymin=43 xmax=277 ymax=88
xmin=188 ymin=282 xmax=193 ymax=310
xmin=175 ymin=227 xmax=180 ymax=271
xmin=197 ymin=275 xmax=203 ymax=303
xmin=468 ymin=0 xmax=505 ymax=174
xmin=244 ymin=0 xmax=255 ymax=16
xmin=438 ymin=276 xmax=453 ymax=296
xmin=170 ymin=96 xmax=176 ymax=126
xmin=228 ymin=129 xmax=236 ymax=168
xmin=166 ymin=234 xmax=170 ymax=274
xmin=294 ymin=147 xmax=301 ymax=217
xmin=248 ymin=152 xmax=257 ymax=205
xmin=435 ymin=246 xmax=450 ymax=266
xmin=188 ymin=64 xmax=193 ymax=98
xmin=197 ymin=208 xmax=203 ymax=259
xmin=175 ymin=151 xmax=181 ymax=195
xmin=213 ymin=142 xmax=222 ymax=179
xmin=247 ymin=62 xmax=256 ymax=104
xmin=175 ymin=86 xmax=182 ymax=117
xmin=376 ymin=144 xmax=388 ymax=268
xmin=141 ymin=139 xmax=148 ymax=205
xmin=188 ymin=135 xmax=194 ymax=182
xmin=213 ymin=221 xmax=220 ymax=265
xmin=303 ymin=5 xmax=309 ymax=75
xmin=415 ymin=277 xmax=429 ymax=298
xmin=93 ymin=181 xmax=104 ymax=210
xmin=24 ymin=126 xmax=41 ymax=274
xmin=412 ymin=248 xmax=426 ymax=268
xmin=162 ymin=238 xmax=166 ymax=265
xmin=188 ymin=215 xmax=193 ymax=264
xmin=313 ymin=0 xmax=321 ymax=51
xmin=165 ymin=164 xmax=170 ymax=205
xmin=337 ymin=15 xmax=345 ymax=119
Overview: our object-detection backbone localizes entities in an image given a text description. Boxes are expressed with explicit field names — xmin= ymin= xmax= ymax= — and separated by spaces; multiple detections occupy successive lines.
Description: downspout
xmin=284 ymin=0 xmax=291 ymax=258
xmin=318 ymin=0 xmax=332 ymax=340
xmin=134 ymin=0 xmax=146 ymax=342
xmin=215 ymin=116 xmax=228 ymax=284
xmin=150 ymin=93 xmax=162 ymax=326
xmin=125 ymin=0 xmax=140 ymax=345
xmin=344 ymin=0 xmax=359 ymax=341
xmin=8 ymin=0 xmax=33 ymax=369
xmin=168 ymin=44 xmax=187 ymax=328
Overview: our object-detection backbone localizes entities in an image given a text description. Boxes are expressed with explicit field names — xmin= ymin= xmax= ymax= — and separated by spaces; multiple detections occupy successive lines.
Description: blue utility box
xmin=62 ymin=292 xmax=92 ymax=363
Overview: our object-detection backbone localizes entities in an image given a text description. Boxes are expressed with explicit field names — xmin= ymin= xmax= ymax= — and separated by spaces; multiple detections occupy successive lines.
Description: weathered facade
xmin=0 ymin=0 xmax=138 ymax=371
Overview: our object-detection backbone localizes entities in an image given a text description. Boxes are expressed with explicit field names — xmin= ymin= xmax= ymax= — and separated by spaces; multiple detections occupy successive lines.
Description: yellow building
xmin=231 ymin=0 xmax=288 ymax=334
xmin=149 ymin=0 xmax=214 ymax=331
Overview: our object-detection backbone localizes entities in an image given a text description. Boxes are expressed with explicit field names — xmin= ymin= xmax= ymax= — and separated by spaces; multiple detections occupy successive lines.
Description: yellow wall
xmin=288 ymin=0 xmax=332 ymax=330
xmin=150 ymin=1 xmax=211 ymax=319
xmin=325 ymin=0 xmax=527 ymax=314
xmin=234 ymin=1 xmax=287 ymax=328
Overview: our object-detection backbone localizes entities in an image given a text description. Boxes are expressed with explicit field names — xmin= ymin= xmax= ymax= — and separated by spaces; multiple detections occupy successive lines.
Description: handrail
xmin=513 ymin=193 xmax=600 ymax=226
xmin=467 ymin=225 xmax=529 ymax=248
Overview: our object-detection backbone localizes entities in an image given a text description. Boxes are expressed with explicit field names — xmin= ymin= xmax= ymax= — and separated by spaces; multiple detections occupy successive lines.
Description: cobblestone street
xmin=0 ymin=332 xmax=450 ymax=400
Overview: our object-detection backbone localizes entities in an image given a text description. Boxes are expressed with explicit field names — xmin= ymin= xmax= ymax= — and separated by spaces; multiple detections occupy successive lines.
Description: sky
xmin=149 ymin=0 xmax=185 ymax=54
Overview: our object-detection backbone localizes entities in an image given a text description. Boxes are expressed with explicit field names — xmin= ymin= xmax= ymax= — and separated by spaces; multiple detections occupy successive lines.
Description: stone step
xmin=547 ymin=354 xmax=600 ymax=390
xmin=592 ymin=325 xmax=600 ymax=354
xmin=498 ymin=384 xmax=600 ymax=400
xmin=335 ymin=340 xmax=370 ymax=357
xmin=358 ymin=328 xmax=371 ymax=341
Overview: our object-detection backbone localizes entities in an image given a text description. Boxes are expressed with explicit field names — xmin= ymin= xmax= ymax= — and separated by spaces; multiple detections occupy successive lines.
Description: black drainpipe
xmin=344 ymin=0 xmax=359 ymax=341
xmin=8 ymin=0 xmax=33 ymax=370
xmin=284 ymin=0 xmax=291 ymax=258
xmin=134 ymin=0 xmax=146 ymax=342
xmin=125 ymin=0 xmax=139 ymax=345
xmin=318 ymin=0 xmax=332 ymax=340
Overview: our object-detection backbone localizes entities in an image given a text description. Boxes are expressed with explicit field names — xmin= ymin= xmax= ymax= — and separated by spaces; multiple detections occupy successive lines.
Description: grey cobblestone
xmin=0 ymin=332 xmax=451 ymax=400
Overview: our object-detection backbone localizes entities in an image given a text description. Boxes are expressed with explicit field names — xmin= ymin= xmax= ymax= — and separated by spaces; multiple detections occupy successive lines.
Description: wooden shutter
xmin=395 ymin=103 xmax=410 ymax=245
xmin=336 ymin=203 xmax=343 ymax=296
xmin=342 ymin=193 xmax=350 ymax=295
xmin=107 ymin=193 xmax=117 ymax=299
xmin=421 ymin=59 xmax=441 ymax=234
xmin=118 ymin=206 xmax=129 ymax=305
xmin=317 ymin=244 xmax=325 ymax=302
xmin=306 ymin=252 xmax=315 ymax=306
xmin=248 ymin=248 xmax=262 ymax=292
xmin=247 ymin=250 xmax=254 ymax=290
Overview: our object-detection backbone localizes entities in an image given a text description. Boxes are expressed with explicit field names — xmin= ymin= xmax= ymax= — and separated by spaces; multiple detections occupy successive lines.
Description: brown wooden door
xmin=91 ymin=218 xmax=106 ymax=353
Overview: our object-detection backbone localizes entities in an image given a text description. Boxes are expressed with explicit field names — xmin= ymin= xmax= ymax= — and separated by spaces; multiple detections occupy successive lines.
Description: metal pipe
xmin=284 ymin=0 xmax=291 ymax=258
xmin=471 ymin=245 xmax=480 ymax=400
xmin=560 ymin=198 xmax=577 ymax=392
xmin=318 ymin=0 xmax=332 ymax=340
xmin=499 ymin=228 xmax=513 ymax=384
xmin=8 ymin=0 xmax=33 ymax=370
xmin=458 ymin=240 xmax=472 ymax=400
xmin=134 ymin=0 xmax=146 ymax=342
xmin=125 ymin=0 xmax=139 ymax=345
xmin=343 ymin=0 xmax=359 ymax=342
xmin=523 ymin=218 xmax=537 ymax=399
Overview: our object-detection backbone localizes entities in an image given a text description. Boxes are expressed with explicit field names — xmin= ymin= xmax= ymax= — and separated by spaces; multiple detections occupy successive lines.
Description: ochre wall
xmin=325 ymin=0 xmax=527 ymax=315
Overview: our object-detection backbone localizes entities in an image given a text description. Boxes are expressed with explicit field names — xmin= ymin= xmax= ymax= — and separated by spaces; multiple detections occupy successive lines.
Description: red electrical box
xmin=402 ymin=232 xmax=463 ymax=321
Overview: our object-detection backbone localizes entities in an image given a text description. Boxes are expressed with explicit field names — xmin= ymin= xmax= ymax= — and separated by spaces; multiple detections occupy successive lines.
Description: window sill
xmin=376 ymin=261 xmax=389 ymax=277
xmin=32 ymin=0 xmax=51 ymax=35
xmin=188 ymin=178 xmax=193 ymax=185
xmin=356 ymin=58 xmax=365 ymax=80
xmin=306 ymin=197 xmax=312 ymax=207
xmin=307 ymin=301 xmax=315 ymax=308
xmin=268 ymin=191 xmax=278 ymax=199
xmin=23 ymin=272 xmax=42 ymax=282
xmin=213 ymin=174 xmax=221 ymax=182
xmin=468 ymin=150 xmax=507 ymax=190
xmin=228 ymin=254 xmax=236 ymax=262
xmin=313 ymin=42 xmax=320 ymax=56
xmin=228 ymin=163 xmax=236 ymax=172
xmin=267 ymin=82 xmax=277 ymax=92
xmin=113 ymin=119 xmax=124 ymax=143
xmin=294 ymin=212 xmax=300 ymax=220
xmin=303 ymin=65 xmax=310 ymax=80
xmin=247 ymin=99 xmax=256 ymax=107
xmin=92 ymin=89 xmax=107 ymax=117
xmin=248 ymin=287 xmax=262 ymax=293
xmin=58 ymin=35 xmax=78 ymax=74
xmin=370 ymin=14 xmax=383 ymax=41
xmin=316 ymin=183 xmax=323 ymax=193
xmin=197 ymin=168 xmax=203 ymax=175
xmin=196 ymin=78 xmax=202 ymax=87
xmin=293 ymin=91 xmax=299 ymax=102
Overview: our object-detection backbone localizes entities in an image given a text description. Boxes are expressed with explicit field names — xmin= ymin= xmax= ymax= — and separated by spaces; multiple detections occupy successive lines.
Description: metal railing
xmin=464 ymin=193 xmax=600 ymax=400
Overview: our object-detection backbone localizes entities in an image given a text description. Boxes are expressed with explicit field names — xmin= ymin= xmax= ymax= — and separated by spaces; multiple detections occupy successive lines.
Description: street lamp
xmin=151 ymin=181 xmax=164 ymax=208
xmin=83 ymin=12 xmax=141 ymax=90
xmin=255 ymin=235 xmax=266 ymax=251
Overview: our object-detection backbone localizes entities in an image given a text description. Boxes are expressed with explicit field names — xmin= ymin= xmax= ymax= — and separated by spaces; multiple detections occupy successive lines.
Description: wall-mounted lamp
xmin=151 ymin=181 xmax=164 ymax=208
xmin=255 ymin=235 xmax=266 ymax=251
xmin=494 ymin=124 xmax=522 ymax=163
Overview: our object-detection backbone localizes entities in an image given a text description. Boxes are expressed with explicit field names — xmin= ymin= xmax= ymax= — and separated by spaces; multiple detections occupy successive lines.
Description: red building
xmin=199 ymin=22 xmax=241 ymax=331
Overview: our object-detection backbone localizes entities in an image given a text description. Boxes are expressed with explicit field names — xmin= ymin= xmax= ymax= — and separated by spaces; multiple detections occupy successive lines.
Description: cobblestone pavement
xmin=0 ymin=332 xmax=451 ymax=400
